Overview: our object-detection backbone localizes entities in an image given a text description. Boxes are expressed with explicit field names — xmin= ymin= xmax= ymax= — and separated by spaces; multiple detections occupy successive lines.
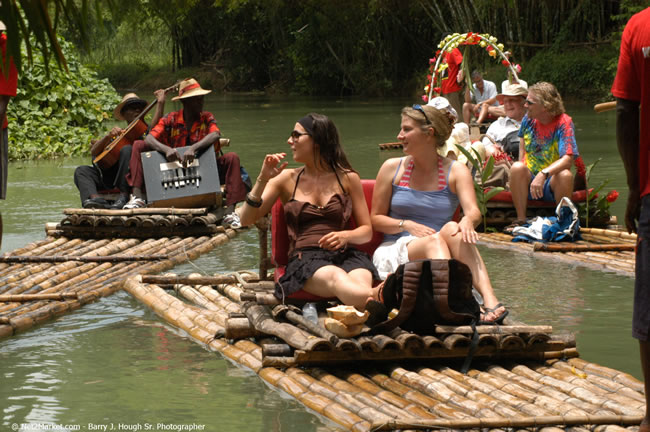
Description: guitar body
xmin=93 ymin=119 xmax=148 ymax=170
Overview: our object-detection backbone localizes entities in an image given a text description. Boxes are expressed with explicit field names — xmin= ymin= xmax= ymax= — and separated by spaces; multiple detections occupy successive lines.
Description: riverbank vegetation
xmin=3 ymin=0 xmax=649 ymax=160
xmin=63 ymin=0 xmax=645 ymax=101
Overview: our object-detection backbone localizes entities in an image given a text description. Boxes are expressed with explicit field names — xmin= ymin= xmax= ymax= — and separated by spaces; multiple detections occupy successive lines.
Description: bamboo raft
xmin=47 ymin=207 xmax=227 ymax=239
xmin=0 ymin=228 xmax=238 ymax=340
xmin=123 ymin=272 xmax=646 ymax=431
xmin=479 ymin=227 xmax=637 ymax=277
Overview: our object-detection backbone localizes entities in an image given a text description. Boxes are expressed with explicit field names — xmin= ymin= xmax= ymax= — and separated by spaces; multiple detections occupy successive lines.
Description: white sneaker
xmin=222 ymin=212 xmax=241 ymax=229
xmin=123 ymin=195 xmax=147 ymax=209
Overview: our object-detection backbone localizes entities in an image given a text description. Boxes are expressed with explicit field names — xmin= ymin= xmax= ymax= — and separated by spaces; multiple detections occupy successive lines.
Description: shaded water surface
xmin=0 ymin=95 xmax=637 ymax=431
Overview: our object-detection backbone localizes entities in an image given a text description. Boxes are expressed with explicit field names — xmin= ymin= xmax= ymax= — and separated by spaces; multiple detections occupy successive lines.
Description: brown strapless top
xmin=283 ymin=169 xmax=352 ymax=255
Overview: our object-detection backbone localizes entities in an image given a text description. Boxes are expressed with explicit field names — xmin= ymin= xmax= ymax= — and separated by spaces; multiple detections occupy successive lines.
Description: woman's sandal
xmin=479 ymin=303 xmax=509 ymax=325
xmin=503 ymin=220 xmax=527 ymax=235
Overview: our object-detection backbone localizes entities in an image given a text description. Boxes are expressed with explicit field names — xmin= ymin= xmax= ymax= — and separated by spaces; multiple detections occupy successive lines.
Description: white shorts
xmin=372 ymin=235 xmax=418 ymax=280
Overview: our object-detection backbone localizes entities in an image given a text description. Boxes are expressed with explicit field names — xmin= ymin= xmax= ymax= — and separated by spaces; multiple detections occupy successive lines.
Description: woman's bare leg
xmin=439 ymin=222 xmax=505 ymax=320
xmin=304 ymin=266 xmax=374 ymax=309
xmin=406 ymin=233 xmax=451 ymax=261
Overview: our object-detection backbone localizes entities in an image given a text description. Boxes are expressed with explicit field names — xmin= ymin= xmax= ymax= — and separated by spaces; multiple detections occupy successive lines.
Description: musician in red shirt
xmin=128 ymin=78 xmax=247 ymax=226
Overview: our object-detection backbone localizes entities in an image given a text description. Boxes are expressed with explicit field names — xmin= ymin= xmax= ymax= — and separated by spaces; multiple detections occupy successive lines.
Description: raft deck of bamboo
xmin=479 ymin=227 xmax=637 ymax=277
xmin=124 ymin=273 xmax=645 ymax=431
xmin=0 ymin=227 xmax=238 ymax=340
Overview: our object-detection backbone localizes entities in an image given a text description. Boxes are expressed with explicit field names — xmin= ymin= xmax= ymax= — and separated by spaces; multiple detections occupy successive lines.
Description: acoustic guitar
xmin=93 ymin=82 xmax=180 ymax=170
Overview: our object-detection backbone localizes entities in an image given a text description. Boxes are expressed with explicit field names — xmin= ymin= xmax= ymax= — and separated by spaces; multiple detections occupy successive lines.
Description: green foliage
xmin=524 ymin=46 xmax=618 ymax=102
xmin=577 ymin=158 xmax=618 ymax=227
xmin=8 ymin=36 xmax=121 ymax=160
xmin=455 ymin=146 xmax=504 ymax=231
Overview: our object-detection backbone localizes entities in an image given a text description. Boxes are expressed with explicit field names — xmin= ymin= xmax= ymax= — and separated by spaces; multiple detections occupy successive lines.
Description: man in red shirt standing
xmin=440 ymin=33 xmax=464 ymax=117
xmin=0 ymin=21 xmax=18 ymax=248
xmin=612 ymin=7 xmax=650 ymax=431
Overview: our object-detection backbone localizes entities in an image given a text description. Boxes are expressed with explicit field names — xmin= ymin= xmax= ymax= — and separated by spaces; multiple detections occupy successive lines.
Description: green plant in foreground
xmin=8 ymin=36 xmax=120 ymax=160
xmin=455 ymin=145 xmax=504 ymax=232
xmin=578 ymin=158 xmax=619 ymax=227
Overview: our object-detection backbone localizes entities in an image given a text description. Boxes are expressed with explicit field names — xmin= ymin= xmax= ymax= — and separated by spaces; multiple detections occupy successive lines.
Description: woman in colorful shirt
xmin=507 ymin=82 xmax=578 ymax=231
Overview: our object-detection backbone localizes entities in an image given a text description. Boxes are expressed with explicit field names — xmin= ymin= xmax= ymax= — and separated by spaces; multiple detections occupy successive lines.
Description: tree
xmin=0 ymin=0 xmax=111 ymax=73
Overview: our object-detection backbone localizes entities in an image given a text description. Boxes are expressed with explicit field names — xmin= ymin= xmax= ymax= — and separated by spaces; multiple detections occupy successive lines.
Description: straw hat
xmin=113 ymin=93 xmax=147 ymax=120
xmin=172 ymin=78 xmax=212 ymax=101
xmin=497 ymin=82 xmax=528 ymax=104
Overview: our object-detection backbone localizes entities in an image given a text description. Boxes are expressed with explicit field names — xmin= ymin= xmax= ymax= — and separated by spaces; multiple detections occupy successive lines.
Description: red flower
xmin=606 ymin=190 xmax=619 ymax=203
xmin=433 ymin=87 xmax=441 ymax=94
xmin=501 ymin=60 xmax=510 ymax=67
xmin=429 ymin=58 xmax=436 ymax=64
xmin=427 ymin=74 xmax=432 ymax=81
xmin=422 ymin=95 xmax=429 ymax=103
xmin=574 ymin=156 xmax=586 ymax=178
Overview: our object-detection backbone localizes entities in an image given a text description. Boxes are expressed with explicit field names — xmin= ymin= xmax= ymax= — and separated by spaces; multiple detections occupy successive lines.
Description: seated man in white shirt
xmin=462 ymin=70 xmax=498 ymax=124
xmin=481 ymin=82 xmax=528 ymax=162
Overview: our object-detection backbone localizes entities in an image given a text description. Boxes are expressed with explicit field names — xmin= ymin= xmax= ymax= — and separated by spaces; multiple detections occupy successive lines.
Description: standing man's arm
xmin=0 ymin=94 xmax=9 ymax=124
xmin=616 ymin=97 xmax=641 ymax=233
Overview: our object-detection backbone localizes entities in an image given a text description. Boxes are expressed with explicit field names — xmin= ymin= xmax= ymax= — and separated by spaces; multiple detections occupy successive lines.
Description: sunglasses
xmin=525 ymin=99 xmax=536 ymax=105
xmin=412 ymin=104 xmax=431 ymax=124
xmin=290 ymin=130 xmax=309 ymax=140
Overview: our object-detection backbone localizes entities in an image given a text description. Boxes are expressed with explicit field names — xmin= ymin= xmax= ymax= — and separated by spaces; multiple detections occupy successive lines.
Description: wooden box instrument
xmin=141 ymin=146 xmax=222 ymax=208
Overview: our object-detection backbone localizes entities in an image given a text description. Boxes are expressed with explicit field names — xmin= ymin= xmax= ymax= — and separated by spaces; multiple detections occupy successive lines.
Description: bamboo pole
xmin=0 ymin=254 xmax=169 ymax=263
xmin=594 ymin=101 xmax=616 ymax=113
xmin=272 ymin=304 xmax=339 ymax=345
xmin=580 ymin=227 xmax=637 ymax=241
xmin=533 ymin=243 xmax=635 ymax=252
xmin=141 ymin=274 xmax=261 ymax=286
xmin=370 ymin=414 xmax=644 ymax=430
xmin=435 ymin=324 xmax=553 ymax=334
xmin=63 ymin=208 xmax=208 ymax=216
xmin=0 ymin=293 xmax=78 ymax=302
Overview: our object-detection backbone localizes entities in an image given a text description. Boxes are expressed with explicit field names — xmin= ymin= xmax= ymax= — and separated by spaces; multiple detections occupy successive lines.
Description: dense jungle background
xmin=2 ymin=0 xmax=649 ymax=159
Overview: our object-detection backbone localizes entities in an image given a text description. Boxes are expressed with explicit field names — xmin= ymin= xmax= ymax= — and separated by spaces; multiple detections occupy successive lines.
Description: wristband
xmin=245 ymin=193 xmax=263 ymax=208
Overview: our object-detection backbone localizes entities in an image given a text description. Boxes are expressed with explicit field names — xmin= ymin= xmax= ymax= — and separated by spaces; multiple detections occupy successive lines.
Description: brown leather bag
xmin=370 ymin=259 xmax=480 ymax=335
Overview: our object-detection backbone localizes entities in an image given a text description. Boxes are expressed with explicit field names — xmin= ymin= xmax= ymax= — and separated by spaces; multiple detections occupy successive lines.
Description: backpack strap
xmin=429 ymin=260 xmax=457 ymax=322
xmin=368 ymin=260 xmax=423 ymax=334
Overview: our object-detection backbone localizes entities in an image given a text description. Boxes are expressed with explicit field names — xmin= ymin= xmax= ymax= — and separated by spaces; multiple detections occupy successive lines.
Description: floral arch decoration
xmin=423 ymin=32 xmax=520 ymax=103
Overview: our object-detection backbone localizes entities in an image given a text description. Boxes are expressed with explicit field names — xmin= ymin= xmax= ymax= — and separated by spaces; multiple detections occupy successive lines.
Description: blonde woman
xmin=371 ymin=104 xmax=507 ymax=323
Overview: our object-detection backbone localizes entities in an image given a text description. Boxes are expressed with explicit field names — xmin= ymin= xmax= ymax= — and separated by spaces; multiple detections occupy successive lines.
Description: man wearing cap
xmin=130 ymin=78 xmax=247 ymax=224
xmin=73 ymin=91 xmax=165 ymax=209
xmin=481 ymin=82 xmax=528 ymax=161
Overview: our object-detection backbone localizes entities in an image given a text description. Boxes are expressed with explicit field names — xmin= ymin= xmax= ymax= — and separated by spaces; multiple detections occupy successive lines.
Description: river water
xmin=0 ymin=95 xmax=638 ymax=431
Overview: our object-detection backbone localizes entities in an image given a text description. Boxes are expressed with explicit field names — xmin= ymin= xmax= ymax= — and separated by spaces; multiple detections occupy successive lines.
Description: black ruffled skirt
xmin=275 ymin=247 xmax=379 ymax=300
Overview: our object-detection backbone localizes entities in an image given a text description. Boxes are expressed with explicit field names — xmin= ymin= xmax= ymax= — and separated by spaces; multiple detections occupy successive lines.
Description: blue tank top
xmin=384 ymin=158 xmax=460 ymax=242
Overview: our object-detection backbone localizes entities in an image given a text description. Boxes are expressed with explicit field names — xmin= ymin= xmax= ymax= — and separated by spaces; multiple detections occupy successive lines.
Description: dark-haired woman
xmin=239 ymin=113 xmax=379 ymax=308
xmin=370 ymin=104 xmax=507 ymax=323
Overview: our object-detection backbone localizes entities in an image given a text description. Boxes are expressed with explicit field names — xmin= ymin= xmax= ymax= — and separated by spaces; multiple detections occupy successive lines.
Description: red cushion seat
xmin=488 ymin=188 xmax=593 ymax=207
